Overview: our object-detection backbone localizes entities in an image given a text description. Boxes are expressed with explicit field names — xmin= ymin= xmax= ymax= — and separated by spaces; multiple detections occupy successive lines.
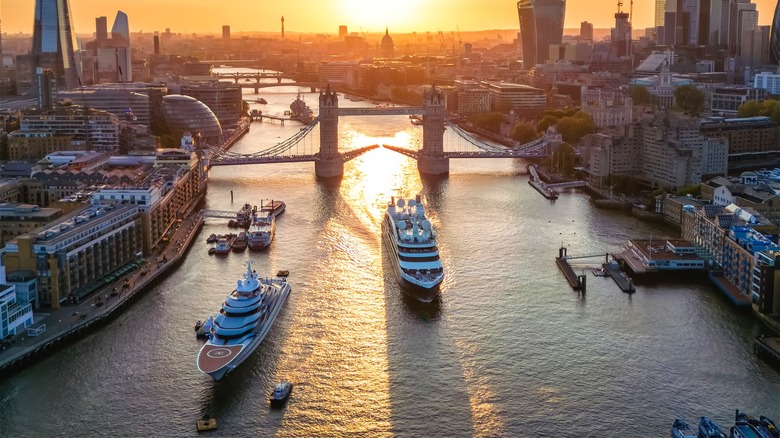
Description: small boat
xmin=195 ymin=320 xmax=202 ymax=331
xmin=255 ymin=98 xmax=267 ymax=104
xmin=208 ymin=247 xmax=216 ymax=255
xmin=757 ymin=416 xmax=779 ymax=438
xmin=214 ymin=235 xmax=235 ymax=255
xmin=671 ymin=419 xmax=697 ymax=438
xmin=270 ymin=382 xmax=293 ymax=407
xmin=698 ymin=417 xmax=727 ymax=438
xmin=592 ymin=268 xmax=609 ymax=277
xmin=731 ymin=411 xmax=764 ymax=438
xmin=206 ymin=234 xmax=218 ymax=243
xmin=196 ymin=417 xmax=217 ymax=432
xmin=232 ymin=232 xmax=248 ymax=252
xmin=276 ymin=270 xmax=290 ymax=277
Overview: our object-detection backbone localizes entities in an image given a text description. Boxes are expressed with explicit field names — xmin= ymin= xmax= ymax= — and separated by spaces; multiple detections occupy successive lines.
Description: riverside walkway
xmin=0 ymin=198 xmax=205 ymax=378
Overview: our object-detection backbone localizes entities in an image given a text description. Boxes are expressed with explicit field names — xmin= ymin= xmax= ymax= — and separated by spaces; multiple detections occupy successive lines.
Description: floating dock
xmin=556 ymin=247 xmax=586 ymax=292
xmin=602 ymin=262 xmax=636 ymax=293
xmin=754 ymin=335 xmax=780 ymax=367
xmin=708 ymin=272 xmax=752 ymax=307
xmin=529 ymin=180 xmax=559 ymax=200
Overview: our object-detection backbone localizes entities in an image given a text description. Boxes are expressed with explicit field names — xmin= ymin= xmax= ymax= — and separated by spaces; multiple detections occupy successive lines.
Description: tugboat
xmin=214 ymin=235 xmax=236 ymax=255
xmin=270 ymin=382 xmax=293 ymax=408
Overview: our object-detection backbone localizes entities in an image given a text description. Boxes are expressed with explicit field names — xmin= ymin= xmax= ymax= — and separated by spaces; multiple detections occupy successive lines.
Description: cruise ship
xmin=196 ymin=263 xmax=291 ymax=380
xmin=382 ymin=195 xmax=444 ymax=301
xmin=247 ymin=212 xmax=275 ymax=250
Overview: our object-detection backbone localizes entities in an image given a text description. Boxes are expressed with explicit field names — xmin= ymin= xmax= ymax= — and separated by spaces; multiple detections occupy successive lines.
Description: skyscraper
xmin=580 ymin=21 xmax=594 ymax=42
xmin=655 ymin=0 xmax=667 ymax=28
xmin=771 ymin=0 xmax=780 ymax=65
xmin=111 ymin=11 xmax=130 ymax=47
xmin=517 ymin=0 xmax=566 ymax=67
xmin=96 ymin=16 xmax=108 ymax=40
xmin=30 ymin=0 xmax=80 ymax=89
xmin=222 ymin=25 xmax=231 ymax=40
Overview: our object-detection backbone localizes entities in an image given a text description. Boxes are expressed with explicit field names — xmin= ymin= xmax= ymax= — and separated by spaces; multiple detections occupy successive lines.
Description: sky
xmin=1 ymin=0 xmax=777 ymax=35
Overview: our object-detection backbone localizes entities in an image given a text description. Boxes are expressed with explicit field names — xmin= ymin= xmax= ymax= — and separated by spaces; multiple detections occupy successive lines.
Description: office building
xmin=339 ymin=25 xmax=348 ymax=39
xmin=454 ymin=81 xmax=491 ymax=114
xmin=580 ymin=21 xmax=593 ymax=42
xmin=0 ymin=203 xmax=62 ymax=246
xmin=485 ymin=82 xmax=547 ymax=115
xmin=656 ymin=0 xmax=667 ymax=28
xmin=0 ymin=267 xmax=34 ymax=340
xmin=179 ymin=82 xmax=243 ymax=127
xmin=318 ymin=61 xmax=359 ymax=84
xmin=30 ymin=0 xmax=81 ymax=90
xmin=95 ymin=16 xmax=108 ymax=40
xmin=111 ymin=10 xmax=130 ymax=47
xmin=7 ymin=131 xmax=73 ymax=161
xmin=771 ymin=1 xmax=780 ymax=65
xmin=20 ymin=106 xmax=120 ymax=152
xmin=729 ymin=1 xmax=757 ymax=55
xmin=59 ymin=86 xmax=152 ymax=126
xmin=701 ymin=116 xmax=780 ymax=169
xmin=740 ymin=26 xmax=770 ymax=68
xmin=222 ymin=25 xmax=230 ymax=40
xmin=611 ymin=12 xmax=631 ymax=57
xmin=710 ymin=86 xmax=766 ymax=115
xmin=162 ymin=95 xmax=222 ymax=144
xmin=34 ymin=67 xmax=57 ymax=110
xmin=517 ymin=0 xmax=566 ymax=67
xmin=754 ymin=73 xmax=780 ymax=95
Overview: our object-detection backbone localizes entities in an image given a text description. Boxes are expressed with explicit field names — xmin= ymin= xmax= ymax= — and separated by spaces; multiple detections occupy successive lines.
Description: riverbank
xmin=0 ymin=192 xmax=206 ymax=379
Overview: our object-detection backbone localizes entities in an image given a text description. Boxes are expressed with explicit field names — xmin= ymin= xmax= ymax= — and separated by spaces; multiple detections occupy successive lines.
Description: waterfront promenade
xmin=0 ymin=199 xmax=205 ymax=378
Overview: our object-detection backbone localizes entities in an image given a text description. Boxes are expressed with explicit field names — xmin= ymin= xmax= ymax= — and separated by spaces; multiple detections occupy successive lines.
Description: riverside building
xmin=1 ymin=149 xmax=207 ymax=308
xmin=20 ymin=106 xmax=120 ymax=152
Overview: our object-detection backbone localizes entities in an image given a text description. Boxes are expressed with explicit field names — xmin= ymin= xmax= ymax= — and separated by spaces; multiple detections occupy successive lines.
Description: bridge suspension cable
xmin=445 ymin=120 xmax=549 ymax=156
xmin=210 ymin=118 xmax=320 ymax=161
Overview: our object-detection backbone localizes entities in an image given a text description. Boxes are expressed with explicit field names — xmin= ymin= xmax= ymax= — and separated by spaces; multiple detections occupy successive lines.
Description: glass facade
xmin=111 ymin=10 xmax=130 ymax=47
xmin=163 ymin=95 xmax=223 ymax=144
xmin=517 ymin=0 xmax=566 ymax=67
xmin=31 ymin=0 xmax=79 ymax=89
xmin=772 ymin=2 xmax=780 ymax=65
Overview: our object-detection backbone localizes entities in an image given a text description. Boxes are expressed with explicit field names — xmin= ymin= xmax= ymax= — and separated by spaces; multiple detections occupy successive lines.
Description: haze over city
xmin=1 ymin=0 xmax=777 ymax=34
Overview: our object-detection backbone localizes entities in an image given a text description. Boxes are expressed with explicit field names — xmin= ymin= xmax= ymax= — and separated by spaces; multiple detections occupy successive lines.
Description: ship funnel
xmin=408 ymin=199 xmax=416 ymax=208
xmin=397 ymin=198 xmax=406 ymax=208
xmin=415 ymin=194 xmax=421 ymax=204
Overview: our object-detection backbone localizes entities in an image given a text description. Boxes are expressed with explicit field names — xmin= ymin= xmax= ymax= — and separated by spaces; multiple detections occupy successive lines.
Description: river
xmin=0 ymin=83 xmax=777 ymax=437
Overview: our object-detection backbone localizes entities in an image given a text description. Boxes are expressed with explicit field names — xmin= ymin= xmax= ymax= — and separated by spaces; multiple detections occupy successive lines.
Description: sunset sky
xmin=1 ymin=0 xmax=777 ymax=35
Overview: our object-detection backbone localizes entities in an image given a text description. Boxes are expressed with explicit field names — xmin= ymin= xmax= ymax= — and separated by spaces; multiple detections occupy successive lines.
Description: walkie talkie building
xmin=517 ymin=0 xmax=566 ymax=68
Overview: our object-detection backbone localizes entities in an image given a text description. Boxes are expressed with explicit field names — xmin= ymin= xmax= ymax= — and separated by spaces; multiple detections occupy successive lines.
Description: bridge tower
xmin=419 ymin=84 xmax=449 ymax=175
xmin=315 ymin=84 xmax=343 ymax=177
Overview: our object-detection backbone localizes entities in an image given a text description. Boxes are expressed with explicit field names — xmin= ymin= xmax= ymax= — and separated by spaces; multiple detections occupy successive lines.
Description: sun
xmin=338 ymin=0 xmax=418 ymax=31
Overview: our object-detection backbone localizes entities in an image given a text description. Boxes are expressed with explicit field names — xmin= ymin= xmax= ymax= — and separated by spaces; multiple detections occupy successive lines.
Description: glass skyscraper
xmin=517 ymin=0 xmax=566 ymax=67
xmin=31 ymin=0 xmax=80 ymax=89
xmin=771 ymin=1 xmax=780 ymax=65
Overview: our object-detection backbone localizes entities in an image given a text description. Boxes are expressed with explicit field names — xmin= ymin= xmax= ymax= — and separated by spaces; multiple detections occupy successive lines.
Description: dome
xmin=380 ymin=27 xmax=394 ymax=58
xmin=162 ymin=94 xmax=222 ymax=143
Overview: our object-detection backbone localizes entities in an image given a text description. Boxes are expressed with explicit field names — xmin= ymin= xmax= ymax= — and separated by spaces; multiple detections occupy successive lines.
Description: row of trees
xmin=629 ymin=85 xmax=706 ymax=115
xmin=511 ymin=109 xmax=596 ymax=146
xmin=737 ymin=99 xmax=780 ymax=123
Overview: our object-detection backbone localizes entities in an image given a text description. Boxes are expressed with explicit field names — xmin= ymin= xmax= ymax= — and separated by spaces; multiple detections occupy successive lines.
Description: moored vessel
xmin=260 ymin=199 xmax=286 ymax=218
xmin=671 ymin=419 xmax=697 ymax=438
xmin=290 ymin=92 xmax=314 ymax=124
xmin=232 ymin=232 xmax=248 ymax=252
xmin=214 ymin=234 xmax=236 ymax=255
xmin=382 ymin=194 xmax=444 ymax=302
xmin=196 ymin=263 xmax=291 ymax=380
xmin=698 ymin=417 xmax=727 ymax=438
xmin=247 ymin=213 xmax=275 ymax=250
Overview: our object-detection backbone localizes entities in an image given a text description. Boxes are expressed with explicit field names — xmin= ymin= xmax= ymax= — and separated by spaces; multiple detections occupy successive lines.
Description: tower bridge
xmin=206 ymin=84 xmax=560 ymax=177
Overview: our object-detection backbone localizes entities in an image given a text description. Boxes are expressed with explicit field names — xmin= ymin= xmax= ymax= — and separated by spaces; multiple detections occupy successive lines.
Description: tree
xmin=737 ymin=100 xmax=762 ymax=118
xmin=556 ymin=111 xmax=596 ymax=144
xmin=629 ymin=85 xmax=653 ymax=106
xmin=467 ymin=112 xmax=504 ymax=133
xmin=674 ymin=85 xmax=705 ymax=116
xmin=549 ymin=142 xmax=578 ymax=175
xmin=535 ymin=114 xmax=559 ymax=133
xmin=511 ymin=123 xmax=538 ymax=145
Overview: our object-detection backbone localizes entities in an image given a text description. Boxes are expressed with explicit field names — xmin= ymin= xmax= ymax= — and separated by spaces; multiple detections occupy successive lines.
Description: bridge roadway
xmin=382 ymin=145 xmax=550 ymax=160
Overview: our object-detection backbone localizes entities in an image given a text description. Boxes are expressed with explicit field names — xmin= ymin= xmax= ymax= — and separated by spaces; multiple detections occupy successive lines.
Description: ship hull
xmin=196 ymin=282 xmax=290 ymax=380
xmin=381 ymin=218 xmax=442 ymax=302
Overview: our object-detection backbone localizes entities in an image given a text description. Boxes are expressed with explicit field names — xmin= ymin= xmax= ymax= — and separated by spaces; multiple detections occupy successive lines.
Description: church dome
xmin=380 ymin=27 xmax=395 ymax=57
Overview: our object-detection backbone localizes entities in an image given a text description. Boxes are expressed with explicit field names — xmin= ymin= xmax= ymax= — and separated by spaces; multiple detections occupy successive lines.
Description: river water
xmin=0 ymin=84 xmax=778 ymax=437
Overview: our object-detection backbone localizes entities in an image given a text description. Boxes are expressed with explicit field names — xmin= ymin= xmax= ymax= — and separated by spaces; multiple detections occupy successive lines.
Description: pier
xmin=0 ymin=195 xmax=207 ymax=379
xmin=708 ymin=272 xmax=752 ymax=307
xmin=556 ymin=247 xmax=587 ymax=292
xmin=602 ymin=261 xmax=636 ymax=293
xmin=754 ymin=335 xmax=780 ymax=367
xmin=528 ymin=165 xmax=558 ymax=200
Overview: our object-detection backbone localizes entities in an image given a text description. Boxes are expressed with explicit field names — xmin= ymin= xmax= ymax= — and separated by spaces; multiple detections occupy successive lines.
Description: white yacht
xmin=196 ymin=263 xmax=291 ymax=380
xmin=382 ymin=195 xmax=444 ymax=301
